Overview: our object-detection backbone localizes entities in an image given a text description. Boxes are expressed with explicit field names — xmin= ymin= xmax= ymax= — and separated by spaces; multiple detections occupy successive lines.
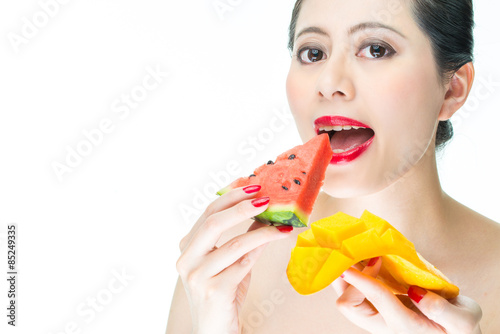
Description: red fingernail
xmin=276 ymin=225 xmax=293 ymax=233
xmin=251 ymin=197 xmax=270 ymax=207
xmin=340 ymin=273 xmax=345 ymax=279
xmin=243 ymin=185 xmax=261 ymax=194
xmin=367 ymin=257 xmax=380 ymax=267
xmin=408 ymin=285 xmax=427 ymax=303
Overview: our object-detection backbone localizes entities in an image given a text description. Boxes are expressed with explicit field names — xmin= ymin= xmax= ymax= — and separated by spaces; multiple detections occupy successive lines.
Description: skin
xmin=167 ymin=0 xmax=500 ymax=333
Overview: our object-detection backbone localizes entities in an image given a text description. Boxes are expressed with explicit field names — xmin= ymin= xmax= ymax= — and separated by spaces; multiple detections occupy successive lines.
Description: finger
xmin=213 ymin=242 xmax=269 ymax=288
xmin=180 ymin=185 xmax=262 ymax=251
xmin=340 ymin=264 xmax=418 ymax=330
xmin=335 ymin=258 xmax=387 ymax=331
xmin=331 ymin=265 xmax=364 ymax=297
xmin=332 ymin=257 xmax=380 ymax=297
xmin=408 ymin=287 xmax=482 ymax=333
xmin=332 ymin=275 xmax=349 ymax=297
xmin=184 ymin=196 xmax=270 ymax=258
xmin=336 ymin=257 xmax=383 ymax=312
xmin=201 ymin=225 xmax=293 ymax=277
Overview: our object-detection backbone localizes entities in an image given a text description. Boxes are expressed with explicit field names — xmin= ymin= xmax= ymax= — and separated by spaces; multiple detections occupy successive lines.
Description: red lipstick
xmin=314 ymin=116 xmax=370 ymax=130
xmin=314 ymin=116 xmax=375 ymax=165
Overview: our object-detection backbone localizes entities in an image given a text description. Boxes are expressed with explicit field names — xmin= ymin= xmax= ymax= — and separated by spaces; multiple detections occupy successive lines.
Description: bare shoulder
xmin=446 ymin=199 xmax=500 ymax=273
xmin=446 ymin=199 xmax=500 ymax=331
xmin=448 ymin=199 xmax=500 ymax=254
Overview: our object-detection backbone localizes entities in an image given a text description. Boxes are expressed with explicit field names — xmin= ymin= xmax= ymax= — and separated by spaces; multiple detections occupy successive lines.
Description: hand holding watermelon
xmin=175 ymin=185 xmax=294 ymax=333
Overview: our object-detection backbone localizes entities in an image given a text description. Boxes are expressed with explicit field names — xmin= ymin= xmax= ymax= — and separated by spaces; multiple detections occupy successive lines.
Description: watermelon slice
xmin=217 ymin=134 xmax=333 ymax=227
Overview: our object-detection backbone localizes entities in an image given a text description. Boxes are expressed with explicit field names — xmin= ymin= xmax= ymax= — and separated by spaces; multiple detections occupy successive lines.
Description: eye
xmin=357 ymin=44 xmax=395 ymax=59
xmin=297 ymin=48 xmax=326 ymax=64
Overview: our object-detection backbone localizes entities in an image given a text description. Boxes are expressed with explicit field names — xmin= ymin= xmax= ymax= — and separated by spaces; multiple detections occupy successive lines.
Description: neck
xmin=318 ymin=146 xmax=451 ymax=247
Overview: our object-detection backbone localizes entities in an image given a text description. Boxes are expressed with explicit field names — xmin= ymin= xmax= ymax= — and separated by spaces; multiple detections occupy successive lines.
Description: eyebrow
xmin=349 ymin=22 xmax=406 ymax=38
xmin=295 ymin=21 xmax=406 ymax=41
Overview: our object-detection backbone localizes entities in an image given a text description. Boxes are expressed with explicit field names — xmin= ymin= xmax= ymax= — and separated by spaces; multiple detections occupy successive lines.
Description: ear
xmin=438 ymin=62 xmax=475 ymax=121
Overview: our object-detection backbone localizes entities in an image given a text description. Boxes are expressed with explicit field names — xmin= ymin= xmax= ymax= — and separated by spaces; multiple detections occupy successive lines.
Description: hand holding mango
xmin=287 ymin=211 xmax=459 ymax=299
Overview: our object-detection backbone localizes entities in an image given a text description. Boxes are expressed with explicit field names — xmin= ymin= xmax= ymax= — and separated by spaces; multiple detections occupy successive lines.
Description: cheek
xmin=285 ymin=69 xmax=300 ymax=107
xmin=367 ymin=66 xmax=441 ymax=151
xmin=286 ymin=67 xmax=309 ymax=111
xmin=286 ymin=68 xmax=316 ymax=140
xmin=359 ymin=63 xmax=442 ymax=189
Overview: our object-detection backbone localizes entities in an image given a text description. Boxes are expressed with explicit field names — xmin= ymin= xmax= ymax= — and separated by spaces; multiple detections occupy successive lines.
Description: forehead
xmin=296 ymin=0 xmax=416 ymax=36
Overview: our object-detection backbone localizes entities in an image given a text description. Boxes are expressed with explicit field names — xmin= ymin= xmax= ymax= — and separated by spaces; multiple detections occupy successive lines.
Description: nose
xmin=316 ymin=55 xmax=355 ymax=101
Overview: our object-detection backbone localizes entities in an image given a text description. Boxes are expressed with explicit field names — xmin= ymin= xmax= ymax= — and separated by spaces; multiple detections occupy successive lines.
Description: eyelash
xmin=296 ymin=42 xmax=396 ymax=64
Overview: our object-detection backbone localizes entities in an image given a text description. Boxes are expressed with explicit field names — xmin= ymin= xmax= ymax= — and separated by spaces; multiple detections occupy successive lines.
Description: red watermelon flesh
xmin=217 ymin=134 xmax=333 ymax=227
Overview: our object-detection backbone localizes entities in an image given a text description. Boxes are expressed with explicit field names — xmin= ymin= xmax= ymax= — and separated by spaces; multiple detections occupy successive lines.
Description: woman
xmin=167 ymin=0 xmax=500 ymax=332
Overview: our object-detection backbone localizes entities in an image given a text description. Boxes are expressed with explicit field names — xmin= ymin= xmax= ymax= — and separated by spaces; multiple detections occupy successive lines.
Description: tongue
xmin=331 ymin=128 xmax=374 ymax=151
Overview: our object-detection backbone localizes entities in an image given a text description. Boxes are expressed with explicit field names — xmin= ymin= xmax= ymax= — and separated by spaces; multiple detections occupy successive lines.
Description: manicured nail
xmin=243 ymin=185 xmax=261 ymax=194
xmin=408 ymin=285 xmax=427 ymax=303
xmin=367 ymin=257 xmax=380 ymax=267
xmin=251 ymin=197 xmax=270 ymax=207
xmin=340 ymin=273 xmax=345 ymax=279
xmin=276 ymin=225 xmax=293 ymax=233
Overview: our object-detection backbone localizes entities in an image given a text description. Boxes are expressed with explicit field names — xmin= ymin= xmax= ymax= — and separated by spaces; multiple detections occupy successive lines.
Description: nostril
xmin=318 ymin=89 xmax=347 ymax=99
xmin=316 ymin=67 xmax=354 ymax=100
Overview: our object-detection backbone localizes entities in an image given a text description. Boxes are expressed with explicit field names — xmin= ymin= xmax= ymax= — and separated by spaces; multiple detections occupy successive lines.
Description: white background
xmin=0 ymin=0 xmax=499 ymax=333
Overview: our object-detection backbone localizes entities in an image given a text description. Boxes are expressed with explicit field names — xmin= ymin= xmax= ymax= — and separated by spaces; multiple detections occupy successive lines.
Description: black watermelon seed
xmin=294 ymin=179 xmax=301 ymax=185
xmin=249 ymin=174 xmax=256 ymax=177
xmin=267 ymin=160 xmax=274 ymax=165
xmin=288 ymin=154 xmax=296 ymax=160
xmin=302 ymin=171 xmax=306 ymax=175
xmin=282 ymin=186 xmax=289 ymax=191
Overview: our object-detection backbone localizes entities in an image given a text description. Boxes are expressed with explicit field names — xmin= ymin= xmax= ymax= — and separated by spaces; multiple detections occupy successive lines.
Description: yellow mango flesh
xmin=286 ymin=210 xmax=459 ymax=298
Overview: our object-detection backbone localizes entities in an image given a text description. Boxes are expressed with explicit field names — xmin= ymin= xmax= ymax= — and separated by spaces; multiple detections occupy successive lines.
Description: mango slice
xmin=286 ymin=210 xmax=459 ymax=298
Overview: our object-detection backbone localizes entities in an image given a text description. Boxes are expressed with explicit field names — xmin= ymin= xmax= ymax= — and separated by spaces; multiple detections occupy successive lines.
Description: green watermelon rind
xmin=255 ymin=210 xmax=307 ymax=228
xmin=216 ymin=134 xmax=334 ymax=227
xmin=216 ymin=186 xmax=231 ymax=196
xmin=217 ymin=187 xmax=308 ymax=227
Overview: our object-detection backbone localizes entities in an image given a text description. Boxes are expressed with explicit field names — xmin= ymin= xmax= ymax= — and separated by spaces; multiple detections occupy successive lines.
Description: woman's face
xmin=286 ymin=0 xmax=447 ymax=198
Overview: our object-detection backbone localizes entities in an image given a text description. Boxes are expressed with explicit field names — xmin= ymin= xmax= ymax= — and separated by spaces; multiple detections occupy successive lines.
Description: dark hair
xmin=287 ymin=0 xmax=475 ymax=151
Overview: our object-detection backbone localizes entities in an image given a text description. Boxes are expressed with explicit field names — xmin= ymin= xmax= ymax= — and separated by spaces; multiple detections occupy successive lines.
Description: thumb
xmin=408 ymin=286 xmax=482 ymax=333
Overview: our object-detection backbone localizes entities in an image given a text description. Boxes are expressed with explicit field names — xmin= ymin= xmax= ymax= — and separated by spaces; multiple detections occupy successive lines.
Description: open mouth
xmin=314 ymin=116 xmax=375 ymax=164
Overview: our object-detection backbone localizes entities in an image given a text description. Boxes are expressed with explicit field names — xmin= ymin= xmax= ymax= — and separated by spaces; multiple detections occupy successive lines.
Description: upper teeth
xmin=319 ymin=125 xmax=365 ymax=132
